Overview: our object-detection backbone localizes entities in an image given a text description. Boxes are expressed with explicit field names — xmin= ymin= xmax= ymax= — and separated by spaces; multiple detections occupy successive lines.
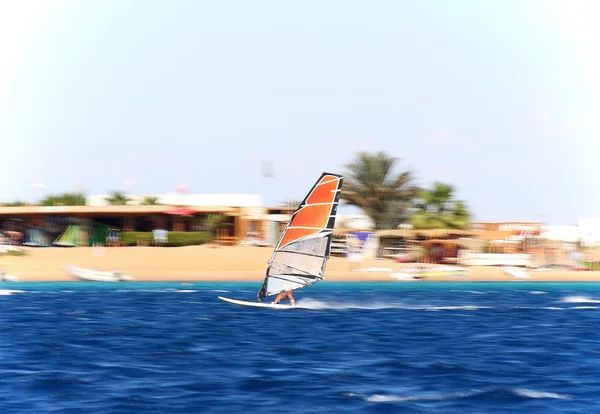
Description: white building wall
xmin=335 ymin=214 xmax=374 ymax=230
xmin=579 ymin=218 xmax=600 ymax=246
xmin=540 ymin=225 xmax=583 ymax=243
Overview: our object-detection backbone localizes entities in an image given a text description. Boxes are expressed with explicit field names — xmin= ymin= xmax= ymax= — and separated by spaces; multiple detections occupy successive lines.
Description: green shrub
xmin=120 ymin=231 xmax=214 ymax=247
xmin=4 ymin=248 xmax=28 ymax=257
xmin=583 ymin=261 xmax=600 ymax=271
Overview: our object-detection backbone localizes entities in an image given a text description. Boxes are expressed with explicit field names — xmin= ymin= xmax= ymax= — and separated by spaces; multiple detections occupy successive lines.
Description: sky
xmin=0 ymin=0 xmax=599 ymax=225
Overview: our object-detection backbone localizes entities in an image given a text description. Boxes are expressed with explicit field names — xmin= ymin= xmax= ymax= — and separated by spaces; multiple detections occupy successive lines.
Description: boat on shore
xmin=65 ymin=266 xmax=134 ymax=282
xmin=0 ymin=271 xmax=19 ymax=282
xmin=503 ymin=266 xmax=530 ymax=279
xmin=390 ymin=265 xmax=469 ymax=281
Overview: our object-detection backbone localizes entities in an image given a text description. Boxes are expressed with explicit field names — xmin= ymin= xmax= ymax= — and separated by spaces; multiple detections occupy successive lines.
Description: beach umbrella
xmin=164 ymin=207 xmax=196 ymax=216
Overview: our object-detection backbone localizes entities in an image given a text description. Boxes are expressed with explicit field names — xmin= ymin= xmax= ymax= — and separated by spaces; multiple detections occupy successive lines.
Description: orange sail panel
xmin=278 ymin=184 xmax=337 ymax=248
xmin=279 ymin=227 xmax=319 ymax=249
xmin=306 ymin=177 xmax=339 ymax=204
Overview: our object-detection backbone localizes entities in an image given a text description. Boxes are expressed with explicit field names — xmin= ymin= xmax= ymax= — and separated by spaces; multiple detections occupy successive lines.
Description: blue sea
xmin=2 ymin=281 xmax=600 ymax=413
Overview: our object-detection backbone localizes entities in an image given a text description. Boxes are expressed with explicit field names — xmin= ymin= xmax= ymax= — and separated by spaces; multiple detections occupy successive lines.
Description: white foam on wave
xmin=513 ymin=388 xmax=570 ymax=399
xmin=0 ymin=289 xmax=25 ymax=295
xmin=530 ymin=291 xmax=547 ymax=295
xmin=561 ymin=295 xmax=600 ymax=303
xmin=294 ymin=299 xmax=397 ymax=310
xmin=115 ymin=288 xmax=198 ymax=293
xmin=570 ymin=306 xmax=598 ymax=310
xmin=347 ymin=387 xmax=570 ymax=403
xmin=294 ymin=299 xmax=491 ymax=311
xmin=451 ymin=290 xmax=487 ymax=295
xmin=211 ymin=289 xmax=229 ymax=293
xmin=347 ymin=389 xmax=483 ymax=403
xmin=426 ymin=305 xmax=492 ymax=311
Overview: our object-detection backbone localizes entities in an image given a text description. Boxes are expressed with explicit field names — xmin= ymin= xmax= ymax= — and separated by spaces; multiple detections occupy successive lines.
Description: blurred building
xmin=579 ymin=218 xmax=600 ymax=246
xmin=470 ymin=221 xmax=542 ymax=237
xmin=335 ymin=214 xmax=374 ymax=230
xmin=540 ymin=225 xmax=582 ymax=243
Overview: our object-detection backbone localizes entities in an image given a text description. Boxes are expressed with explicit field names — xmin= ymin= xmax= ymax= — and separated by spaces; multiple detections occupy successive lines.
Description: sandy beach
xmin=2 ymin=245 xmax=600 ymax=282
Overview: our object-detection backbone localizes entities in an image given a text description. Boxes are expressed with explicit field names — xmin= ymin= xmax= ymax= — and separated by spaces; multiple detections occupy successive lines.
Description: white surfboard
xmin=218 ymin=296 xmax=294 ymax=309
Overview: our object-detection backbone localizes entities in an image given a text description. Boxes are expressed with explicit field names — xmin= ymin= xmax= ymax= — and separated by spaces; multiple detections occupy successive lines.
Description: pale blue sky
xmin=1 ymin=0 xmax=598 ymax=224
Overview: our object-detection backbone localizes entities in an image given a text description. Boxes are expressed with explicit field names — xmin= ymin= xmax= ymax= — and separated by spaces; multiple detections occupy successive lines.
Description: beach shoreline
xmin=2 ymin=245 xmax=600 ymax=283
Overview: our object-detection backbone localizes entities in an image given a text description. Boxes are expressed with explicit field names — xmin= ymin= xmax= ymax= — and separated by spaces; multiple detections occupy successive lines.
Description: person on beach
xmin=273 ymin=290 xmax=295 ymax=305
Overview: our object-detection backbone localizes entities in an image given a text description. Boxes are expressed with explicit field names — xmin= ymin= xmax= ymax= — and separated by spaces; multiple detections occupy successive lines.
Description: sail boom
xmin=269 ymin=274 xmax=323 ymax=282
xmin=296 ymin=202 xmax=339 ymax=208
xmin=275 ymin=250 xmax=327 ymax=259
xmin=286 ymin=226 xmax=326 ymax=231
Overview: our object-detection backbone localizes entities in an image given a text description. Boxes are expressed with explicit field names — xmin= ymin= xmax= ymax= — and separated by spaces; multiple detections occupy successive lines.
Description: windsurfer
xmin=273 ymin=290 xmax=295 ymax=305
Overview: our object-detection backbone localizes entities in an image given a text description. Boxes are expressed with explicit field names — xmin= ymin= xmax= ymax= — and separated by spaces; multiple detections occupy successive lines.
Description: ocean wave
xmin=513 ymin=388 xmax=570 ymax=399
xmin=426 ymin=305 xmax=492 ymax=311
xmin=114 ymin=289 xmax=198 ymax=293
xmin=348 ymin=387 xmax=570 ymax=403
xmin=561 ymin=295 xmax=600 ymax=303
xmin=295 ymin=299 xmax=492 ymax=311
xmin=0 ymin=289 xmax=25 ymax=295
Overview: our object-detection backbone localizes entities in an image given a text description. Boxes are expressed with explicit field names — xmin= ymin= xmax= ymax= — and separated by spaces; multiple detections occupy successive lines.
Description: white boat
xmin=0 ymin=271 xmax=19 ymax=282
xmin=390 ymin=272 xmax=423 ymax=281
xmin=503 ymin=266 xmax=530 ymax=279
xmin=390 ymin=265 xmax=469 ymax=281
xmin=219 ymin=172 xmax=344 ymax=307
xmin=65 ymin=266 xmax=134 ymax=282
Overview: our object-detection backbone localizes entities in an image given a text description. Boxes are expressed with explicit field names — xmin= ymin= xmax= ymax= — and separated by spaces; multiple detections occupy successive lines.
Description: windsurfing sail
xmin=257 ymin=172 xmax=343 ymax=301
xmin=53 ymin=225 xmax=85 ymax=247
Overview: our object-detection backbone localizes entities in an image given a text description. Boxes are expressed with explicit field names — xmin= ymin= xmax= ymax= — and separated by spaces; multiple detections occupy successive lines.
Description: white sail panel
xmin=264 ymin=275 xmax=317 ymax=297
xmin=270 ymin=251 xmax=324 ymax=276
xmin=278 ymin=233 xmax=330 ymax=257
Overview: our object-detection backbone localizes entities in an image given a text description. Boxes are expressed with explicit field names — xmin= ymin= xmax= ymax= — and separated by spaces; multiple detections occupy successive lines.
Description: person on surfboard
xmin=273 ymin=290 xmax=295 ymax=305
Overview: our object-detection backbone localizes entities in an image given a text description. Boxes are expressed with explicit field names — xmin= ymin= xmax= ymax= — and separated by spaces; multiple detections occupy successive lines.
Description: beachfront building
xmin=540 ymin=225 xmax=582 ymax=243
xmin=471 ymin=221 xmax=543 ymax=237
xmin=579 ymin=218 xmax=600 ymax=246
xmin=0 ymin=192 xmax=281 ymax=246
xmin=86 ymin=193 xmax=263 ymax=208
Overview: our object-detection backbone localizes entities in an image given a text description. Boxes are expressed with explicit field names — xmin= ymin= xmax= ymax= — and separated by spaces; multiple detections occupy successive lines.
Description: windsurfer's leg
xmin=272 ymin=292 xmax=283 ymax=304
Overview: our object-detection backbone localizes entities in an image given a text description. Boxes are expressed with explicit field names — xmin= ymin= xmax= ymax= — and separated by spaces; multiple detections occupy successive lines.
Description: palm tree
xmin=40 ymin=193 xmax=86 ymax=206
xmin=206 ymin=213 xmax=228 ymax=236
xmin=341 ymin=151 xmax=419 ymax=229
xmin=142 ymin=196 xmax=160 ymax=205
xmin=410 ymin=182 xmax=471 ymax=229
xmin=106 ymin=191 xmax=130 ymax=206
xmin=2 ymin=201 xmax=29 ymax=207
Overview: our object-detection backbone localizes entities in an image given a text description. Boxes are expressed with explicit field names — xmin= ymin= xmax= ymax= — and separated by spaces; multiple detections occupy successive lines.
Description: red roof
xmin=163 ymin=207 xmax=196 ymax=216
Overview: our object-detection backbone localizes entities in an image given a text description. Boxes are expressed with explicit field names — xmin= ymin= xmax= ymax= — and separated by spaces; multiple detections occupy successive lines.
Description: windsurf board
xmin=218 ymin=296 xmax=294 ymax=309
